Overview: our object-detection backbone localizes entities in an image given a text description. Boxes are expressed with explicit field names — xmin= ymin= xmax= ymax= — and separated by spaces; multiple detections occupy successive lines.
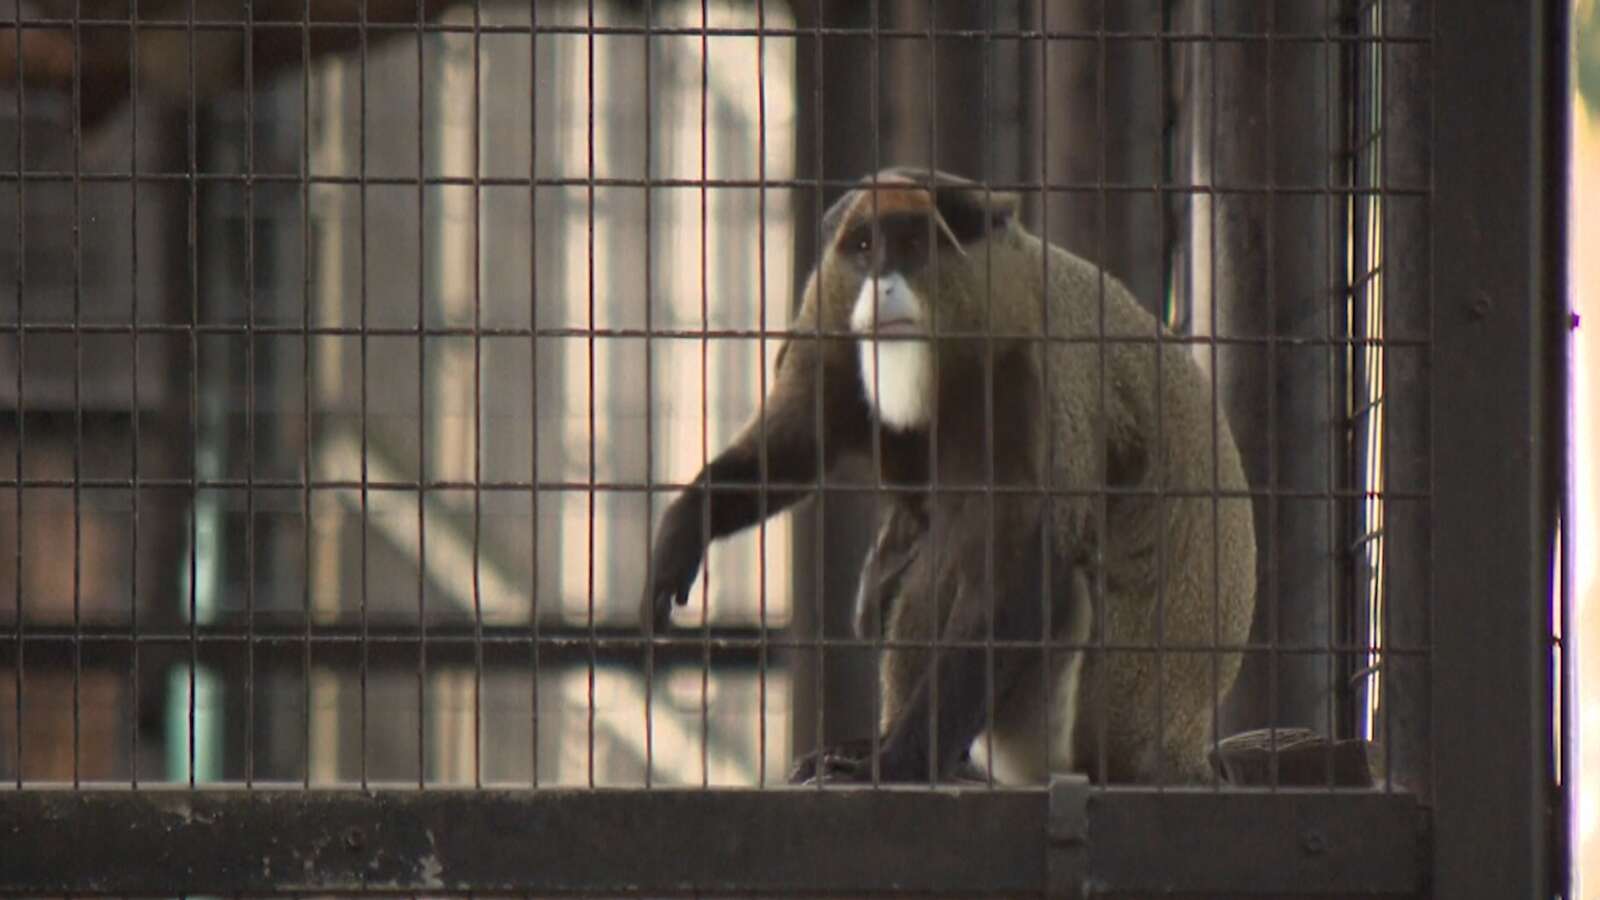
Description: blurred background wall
xmin=1570 ymin=1 xmax=1597 ymax=895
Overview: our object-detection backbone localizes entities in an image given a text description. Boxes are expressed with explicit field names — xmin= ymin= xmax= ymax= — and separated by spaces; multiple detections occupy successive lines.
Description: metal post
xmin=1431 ymin=2 xmax=1565 ymax=896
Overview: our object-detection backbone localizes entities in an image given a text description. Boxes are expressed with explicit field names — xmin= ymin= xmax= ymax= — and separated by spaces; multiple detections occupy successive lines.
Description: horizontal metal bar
xmin=0 ymin=788 xmax=1424 ymax=896
xmin=0 ymin=477 xmax=1432 ymax=503
xmin=2 ymin=18 xmax=1433 ymax=43
xmin=0 ymin=170 xmax=1431 ymax=196
xmin=0 ymin=628 xmax=1433 ymax=658
xmin=0 ymin=630 xmax=1440 ymax=659
xmin=0 ymin=321 xmax=1430 ymax=347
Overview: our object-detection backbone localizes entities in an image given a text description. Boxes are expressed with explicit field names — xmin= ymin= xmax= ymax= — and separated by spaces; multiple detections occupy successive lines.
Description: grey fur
xmin=833 ymin=171 xmax=1258 ymax=784
xmin=643 ymin=168 xmax=1257 ymax=785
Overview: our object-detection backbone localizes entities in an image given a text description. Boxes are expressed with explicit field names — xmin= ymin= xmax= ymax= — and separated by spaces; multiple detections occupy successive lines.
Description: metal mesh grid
xmin=0 ymin=0 xmax=1426 ymax=791
xmin=0 ymin=0 xmax=1566 ymax=896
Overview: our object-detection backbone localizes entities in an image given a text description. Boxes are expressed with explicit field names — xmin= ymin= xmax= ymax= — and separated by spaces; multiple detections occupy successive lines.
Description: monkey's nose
xmin=872 ymin=281 xmax=922 ymax=330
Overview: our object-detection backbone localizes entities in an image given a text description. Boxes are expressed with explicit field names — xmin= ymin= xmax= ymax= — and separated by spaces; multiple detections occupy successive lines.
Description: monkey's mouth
xmin=862 ymin=318 xmax=922 ymax=336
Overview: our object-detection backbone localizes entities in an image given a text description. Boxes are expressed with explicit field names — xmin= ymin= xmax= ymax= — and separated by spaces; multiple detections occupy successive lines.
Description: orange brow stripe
xmin=840 ymin=183 xmax=936 ymax=231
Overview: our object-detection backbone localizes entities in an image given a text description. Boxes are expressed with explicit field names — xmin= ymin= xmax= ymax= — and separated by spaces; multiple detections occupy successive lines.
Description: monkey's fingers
xmin=640 ymin=555 xmax=693 ymax=633
xmin=639 ymin=575 xmax=667 ymax=633
xmin=640 ymin=515 xmax=708 ymax=633
xmin=641 ymin=583 xmax=673 ymax=634
xmin=642 ymin=578 xmax=695 ymax=633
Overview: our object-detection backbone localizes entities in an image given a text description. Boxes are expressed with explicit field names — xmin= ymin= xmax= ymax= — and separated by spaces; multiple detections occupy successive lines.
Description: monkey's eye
xmin=855 ymin=234 xmax=872 ymax=253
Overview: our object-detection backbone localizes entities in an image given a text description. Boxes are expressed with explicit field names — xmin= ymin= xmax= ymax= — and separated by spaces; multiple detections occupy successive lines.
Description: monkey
xmin=641 ymin=168 xmax=1257 ymax=785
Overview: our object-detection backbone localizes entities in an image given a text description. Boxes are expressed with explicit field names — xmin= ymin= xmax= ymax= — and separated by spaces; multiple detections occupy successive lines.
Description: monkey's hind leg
xmin=978 ymin=567 xmax=1093 ymax=784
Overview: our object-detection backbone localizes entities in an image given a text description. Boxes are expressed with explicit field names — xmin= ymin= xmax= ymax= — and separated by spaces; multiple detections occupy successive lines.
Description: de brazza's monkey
xmin=642 ymin=168 xmax=1257 ymax=785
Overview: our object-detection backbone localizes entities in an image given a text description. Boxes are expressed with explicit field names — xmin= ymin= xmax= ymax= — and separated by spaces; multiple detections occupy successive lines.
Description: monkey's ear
xmin=930 ymin=185 xmax=1018 ymax=246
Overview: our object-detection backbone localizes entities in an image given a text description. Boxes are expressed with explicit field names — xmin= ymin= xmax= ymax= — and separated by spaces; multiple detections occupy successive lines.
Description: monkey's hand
xmin=640 ymin=494 xmax=708 ymax=634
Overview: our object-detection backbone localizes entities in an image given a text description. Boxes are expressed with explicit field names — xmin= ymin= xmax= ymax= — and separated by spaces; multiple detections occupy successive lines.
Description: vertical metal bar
xmin=415 ymin=0 xmax=428 ymax=789
xmin=1337 ymin=0 xmax=1363 ymax=781
xmin=1553 ymin=0 xmax=1577 ymax=877
xmin=1035 ymin=0 xmax=1055 ymax=791
xmin=1093 ymin=0 xmax=1111 ymax=787
xmin=1320 ymin=0 xmax=1340 ymax=786
xmin=863 ymin=4 xmax=883 ymax=788
xmin=928 ymin=0 xmax=953 ymax=781
xmin=980 ymin=0 xmax=998 ymax=792
xmin=791 ymin=0 xmax=826 ymax=779
xmin=1431 ymin=2 xmax=1563 ymax=896
xmin=808 ymin=0 xmax=827 ymax=788
xmin=528 ymin=0 xmax=541 ymax=792
xmin=357 ymin=0 xmax=370 ymax=789
xmin=754 ymin=0 xmax=770 ymax=789
xmin=298 ymin=0 xmax=311 ymax=790
xmin=867 ymin=0 xmax=886 ymax=786
xmin=243 ymin=0 xmax=258 ymax=790
xmin=1260 ymin=0 xmax=1286 ymax=781
xmin=584 ymin=0 xmax=597 ymax=790
xmin=10 ymin=0 xmax=23 ymax=791
xmin=696 ymin=0 xmax=711 ymax=789
xmin=186 ymin=0 xmax=199 ymax=789
xmin=640 ymin=0 xmax=655 ymax=790
xmin=1177 ymin=0 xmax=1209 ymax=784
xmin=470 ymin=0 xmax=484 ymax=793
xmin=70 ymin=0 xmax=83 ymax=789
xmin=1364 ymin=0 xmax=1390 ymax=788
xmin=1145 ymin=11 xmax=1168 ymax=786
xmin=1373 ymin=0 xmax=1393 ymax=789
xmin=1558 ymin=151 xmax=1577 ymax=900
xmin=1262 ymin=0 xmax=1282 ymax=789
xmin=1185 ymin=0 xmax=1224 ymax=789
xmin=129 ymin=0 xmax=143 ymax=790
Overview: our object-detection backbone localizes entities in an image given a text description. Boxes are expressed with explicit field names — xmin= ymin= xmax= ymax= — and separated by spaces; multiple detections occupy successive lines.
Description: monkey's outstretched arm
xmin=641 ymin=334 xmax=869 ymax=633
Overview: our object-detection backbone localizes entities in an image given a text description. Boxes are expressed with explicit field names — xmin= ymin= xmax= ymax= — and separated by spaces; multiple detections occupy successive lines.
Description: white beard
xmin=857 ymin=339 xmax=932 ymax=431
xmin=850 ymin=274 xmax=933 ymax=431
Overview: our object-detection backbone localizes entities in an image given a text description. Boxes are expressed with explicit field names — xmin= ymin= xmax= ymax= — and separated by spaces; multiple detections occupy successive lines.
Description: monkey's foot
xmin=788 ymin=739 xmax=992 ymax=785
xmin=788 ymin=739 xmax=878 ymax=784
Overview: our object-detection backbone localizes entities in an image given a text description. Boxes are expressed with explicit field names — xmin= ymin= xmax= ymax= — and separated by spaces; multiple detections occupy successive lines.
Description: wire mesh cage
xmin=0 ymin=0 xmax=1568 ymax=897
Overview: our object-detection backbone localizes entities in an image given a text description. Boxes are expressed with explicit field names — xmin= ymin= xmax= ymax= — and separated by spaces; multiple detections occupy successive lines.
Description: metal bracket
xmin=1046 ymin=774 xmax=1090 ymax=898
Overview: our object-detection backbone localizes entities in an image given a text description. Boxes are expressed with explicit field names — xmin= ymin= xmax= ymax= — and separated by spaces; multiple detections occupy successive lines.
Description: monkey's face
xmin=813 ymin=169 xmax=1018 ymax=432
xmin=837 ymin=211 xmax=956 ymax=432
